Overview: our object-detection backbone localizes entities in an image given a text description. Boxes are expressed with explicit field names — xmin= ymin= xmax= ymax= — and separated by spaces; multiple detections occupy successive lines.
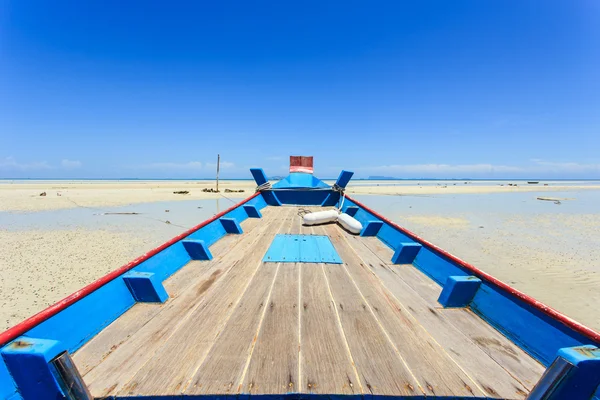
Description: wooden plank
xmin=339 ymin=230 xmax=530 ymax=399
xmin=300 ymin=262 xmax=359 ymax=395
xmin=443 ymin=308 xmax=545 ymax=390
xmin=163 ymin=208 xmax=271 ymax=295
xmin=186 ymin=262 xmax=280 ymax=394
xmin=115 ymin=207 xmax=294 ymax=397
xmin=304 ymin=222 xmax=420 ymax=396
xmin=323 ymin=224 xmax=481 ymax=397
xmin=241 ymin=263 xmax=300 ymax=394
xmin=320 ymin=262 xmax=420 ymax=396
xmin=360 ymin=236 xmax=545 ymax=390
xmin=82 ymin=207 xmax=288 ymax=397
xmin=362 ymin=237 xmax=442 ymax=300
xmin=73 ymin=212 xmax=268 ymax=375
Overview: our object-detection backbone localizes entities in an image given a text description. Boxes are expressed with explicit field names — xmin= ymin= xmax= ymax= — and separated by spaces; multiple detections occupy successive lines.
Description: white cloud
xmin=367 ymin=163 xmax=524 ymax=174
xmin=361 ymin=160 xmax=600 ymax=176
xmin=61 ymin=159 xmax=82 ymax=169
xmin=0 ymin=157 xmax=52 ymax=171
xmin=530 ymin=160 xmax=600 ymax=173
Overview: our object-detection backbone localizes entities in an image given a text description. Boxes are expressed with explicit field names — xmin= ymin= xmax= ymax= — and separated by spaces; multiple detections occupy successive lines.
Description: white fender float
xmin=337 ymin=212 xmax=363 ymax=234
xmin=303 ymin=209 xmax=339 ymax=226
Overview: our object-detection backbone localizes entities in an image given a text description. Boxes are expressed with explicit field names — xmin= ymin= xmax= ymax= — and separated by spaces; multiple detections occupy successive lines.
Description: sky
xmin=1 ymin=1 xmax=599 ymax=179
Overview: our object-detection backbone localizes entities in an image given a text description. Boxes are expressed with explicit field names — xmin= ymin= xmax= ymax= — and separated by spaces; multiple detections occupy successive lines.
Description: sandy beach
xmin=1 ymin=179 xmax=600 ymax=212
xmin=1 ymin=180 xmax=599 ymax=332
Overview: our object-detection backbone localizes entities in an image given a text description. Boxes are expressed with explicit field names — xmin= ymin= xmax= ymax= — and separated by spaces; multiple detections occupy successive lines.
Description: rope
xmin=255 ymin=182 xmax=272 ymax=192
xmin=331 ymin=184 xmax=346 ymax=211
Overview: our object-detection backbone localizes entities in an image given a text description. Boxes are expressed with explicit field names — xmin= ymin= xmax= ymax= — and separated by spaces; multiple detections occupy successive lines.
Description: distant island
xmin=368 ymin=176 xmax=396 ymax=180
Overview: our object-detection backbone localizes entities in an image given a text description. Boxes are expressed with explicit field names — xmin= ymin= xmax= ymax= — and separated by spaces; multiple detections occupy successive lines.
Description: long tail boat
xmin=1 ymin=156 xmax=599 ymax=400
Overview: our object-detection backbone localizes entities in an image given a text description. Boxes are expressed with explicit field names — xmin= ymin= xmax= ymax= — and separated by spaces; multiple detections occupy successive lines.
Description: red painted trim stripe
xmin=345 ymin=194 xmax=600 ymax=343
xmin=0 ymin=192 xmax=260 ymax=348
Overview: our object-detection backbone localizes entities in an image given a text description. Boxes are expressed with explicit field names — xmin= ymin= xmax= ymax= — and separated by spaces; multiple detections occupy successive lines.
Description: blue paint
xmin=471 ymin=284 xmax=595 ymax=365
xmin=438 ymin=276 xmax=482 ymax=308
xmin=272 ymin=173 xmax=329 ymax=189
xmin=334 ymin=170 xmax=354 ymax=189
xmin=243 ymin=204 xmax=262 ymax=218
xmin=263 ymin=235 xmax=342 ymax=264
xmin=123 ymin=271 xmax=169 ymax=303
xmin=272 ymin=189 xmax=330 ymax=205
xmin=182 ymin=240 xmax=213 ymax=260
xmin=185 ymin=218 xmax=228 ymax=247
xmin=250 ymin=168 xmax=269 ymax=186
xmin=344 ymin=206 xmax=359 ymax=217
xmin=320 ymin=192 xmax=341 ymax=207
xmin=391 ymin=242 xmax=422 ymax=264
xmin=341 ymin=196 xmax=600 ymax=368
xmin=261 ymin=191 xmax=283 ymax=206
xmin=220 ymin=218 xmax=243 ymax=234
xmin=539 ymin=346 xmax=600 ymax=399
xmin=0 ymin=193 xmax=268 ymax=400
xmin=250 ymin=193 xmax=268 ymax=211
xmin=26 ymin=277 xmax=135 ymax=353
xmin=360 ymin=220 xmax=383 ymax=237
xmin=413 ymin=246 xmax=469 ymax=286
xmin=1 ymin=337 xmax=66 ymax=400
xmin=133 ymin=241 xmax=192 ymax=283
xmin=0 ymin=358 xmax=19 ymax=400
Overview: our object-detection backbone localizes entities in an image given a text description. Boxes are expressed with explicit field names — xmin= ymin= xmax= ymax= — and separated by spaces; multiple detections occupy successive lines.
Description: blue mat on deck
xmin=263 ymin=234 xmax=343 ymax=264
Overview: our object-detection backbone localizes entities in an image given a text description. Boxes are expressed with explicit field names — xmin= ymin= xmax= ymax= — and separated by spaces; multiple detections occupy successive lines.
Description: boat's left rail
xmin=0 ymin=193 xmax=268 ymax=400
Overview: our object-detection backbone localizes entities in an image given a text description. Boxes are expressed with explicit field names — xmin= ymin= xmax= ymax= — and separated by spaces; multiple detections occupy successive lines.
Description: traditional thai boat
xmin=1 ymin=156 xmax=599 ymax=400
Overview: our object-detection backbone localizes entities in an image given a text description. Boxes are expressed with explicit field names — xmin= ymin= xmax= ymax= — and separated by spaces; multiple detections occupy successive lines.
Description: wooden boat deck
xmin=73 ymin=206 xmax=545 ymax=399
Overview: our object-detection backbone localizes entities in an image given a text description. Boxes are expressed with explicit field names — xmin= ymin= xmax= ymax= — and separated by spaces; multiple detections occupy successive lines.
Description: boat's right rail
xmin=343 ymin=195 xmax=600 ymax=400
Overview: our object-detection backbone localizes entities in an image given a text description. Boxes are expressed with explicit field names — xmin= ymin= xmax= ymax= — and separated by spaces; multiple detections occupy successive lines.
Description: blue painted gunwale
xmin=340 ymin=195 xmax=600 ymax=367
xmin=0 ymin=193 xmax=268 ymax=400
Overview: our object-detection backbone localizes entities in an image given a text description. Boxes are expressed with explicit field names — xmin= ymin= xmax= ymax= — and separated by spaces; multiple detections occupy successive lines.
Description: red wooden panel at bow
xmin=289 ymin=155 xmax=314 ymax=173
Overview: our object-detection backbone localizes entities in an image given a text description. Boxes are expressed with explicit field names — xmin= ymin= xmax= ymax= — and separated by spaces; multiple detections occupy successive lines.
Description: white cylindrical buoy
xmin=337 ymin=213 xmax=363 ymax=234
xmin=303 ymin=210 xmax=339 ymax=226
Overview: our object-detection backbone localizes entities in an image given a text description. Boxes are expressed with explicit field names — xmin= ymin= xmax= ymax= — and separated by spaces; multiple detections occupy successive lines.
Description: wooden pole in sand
xmin=216 ymin=154 xmax=220 ymax=193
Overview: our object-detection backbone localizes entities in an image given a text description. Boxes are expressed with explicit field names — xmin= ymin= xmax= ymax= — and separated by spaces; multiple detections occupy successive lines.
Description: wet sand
xmin=1 ymin=179 xmax=599 ymax=212
xmin=1 ymin=181 xmax=599 ymax=333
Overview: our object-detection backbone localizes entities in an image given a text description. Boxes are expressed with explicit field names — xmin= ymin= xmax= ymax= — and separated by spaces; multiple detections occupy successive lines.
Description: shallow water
xmin=1 ymin=197 xmax=244 ymax=238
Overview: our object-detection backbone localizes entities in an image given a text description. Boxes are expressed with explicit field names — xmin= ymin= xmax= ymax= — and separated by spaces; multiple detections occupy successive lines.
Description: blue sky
xmin=1 ymin=1 xmax=599 ymax=179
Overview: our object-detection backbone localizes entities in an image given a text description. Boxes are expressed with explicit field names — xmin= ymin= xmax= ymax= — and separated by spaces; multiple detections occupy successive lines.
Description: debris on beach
xmin=39 ymin=192 xmax=46 ymax=196
xmin=165 ymin=210 xmax=170 ymax=212
xmin=165 ymin=220 xmax=171 ymax=224
xmin=537 ymin=196 xmax=573 ymax=202
xmin=201 ymin=188 xmax=219 ymax=193
xmin=97 ymin=212 xmax=140 ymax=215
xmin=224 ymin=188 xmax=245 ymax=193
xmin=173 ymin=190 xmax=190 ymax=195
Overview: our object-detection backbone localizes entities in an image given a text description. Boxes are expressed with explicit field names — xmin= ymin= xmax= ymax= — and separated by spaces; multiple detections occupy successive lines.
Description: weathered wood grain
xmin=186 ymin=262 xmax=280 ymax=394
xmin=238 ymin=263 xmax=300 ymax=394
xmin=360 ymin=235 xmax=544 ymax=391
xmin=342 ymin=230 xmax=530 ymax=399
xmin=307 ymin=222 xmax=420 ymax=396
xmin=116 ymin=208 xmax=294 ymax=397
xmin=73 ymin=213 xmax=267 ymax=375
xmin=83 ymin=207 xmax=288 ymax=397
xmin=324 ymin=224 xmax=481 ymax=397
xmin=299 ymin=262 xmax=359 ymax=395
